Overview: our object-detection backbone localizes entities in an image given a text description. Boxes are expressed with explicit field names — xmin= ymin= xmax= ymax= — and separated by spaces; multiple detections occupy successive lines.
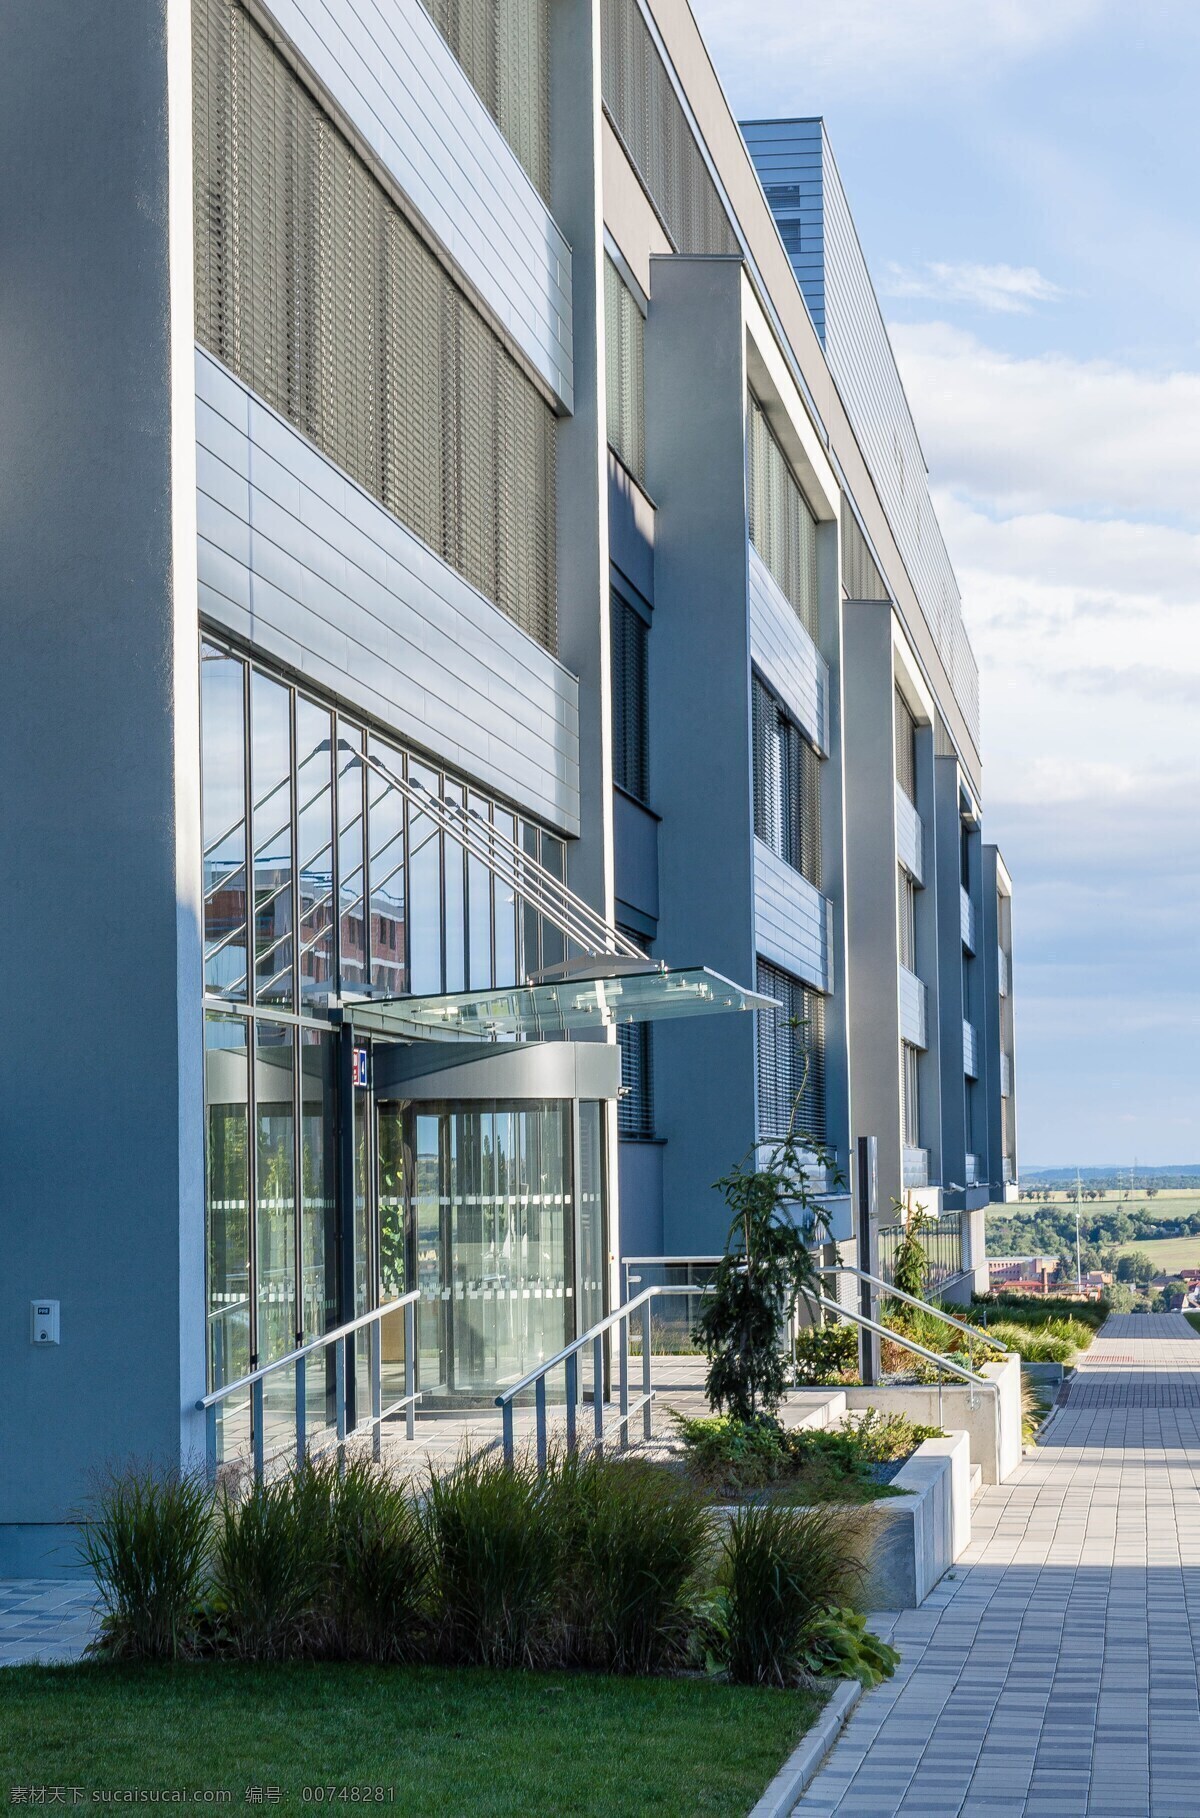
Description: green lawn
xmin=1113 ymin=1234 xmax=1200 ymax=1272
xmin=1185 ymin=1313 xmax=1200 ymax=1336
xmin=0 ymin=1662 xmax=823 ymax=1818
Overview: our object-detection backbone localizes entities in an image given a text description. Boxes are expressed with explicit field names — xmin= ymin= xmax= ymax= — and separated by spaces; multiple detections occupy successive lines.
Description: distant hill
xmin=1021 ymin=1165 xmax=1200 ymax=1189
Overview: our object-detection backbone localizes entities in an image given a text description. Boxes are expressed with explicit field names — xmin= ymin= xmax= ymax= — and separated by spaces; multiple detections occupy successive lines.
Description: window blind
xmin=617 ymin=1022 xmax=654 ymax=1137
xmin=751 ymin=674 xmax=821 ymax=886
xmin=755 ymin=959 xmax=826 ymax=1145
xmin=425 ymin=0 xmax=551 ymax=201
xmin=747 ymin=393 xmax=820 ymax=641
xmin=894 ymin=689 xmax=917 ymax=804
xmin=604 ymin=256 xmax=646 ymax=483
xmin=901 ymin=1042 xmax=920 ymax=1148
xmin=193 ymin=0 xmax=557 ymax=652
xmin=600 ymin=0 xmax=737 ymax=257
xmin=611 ymin=593 xmax=649 ymax=801
xmin=840 ymin=497 xmax=889 ymax=601
xmin=898 ymin=869 xmax=916 ymax=971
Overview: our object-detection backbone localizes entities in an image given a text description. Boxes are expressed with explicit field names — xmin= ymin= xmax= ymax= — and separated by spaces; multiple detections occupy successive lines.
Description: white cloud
xmin=883 ymin=261 xmax=1064 ymax=313
xmin=692 ymin=0 xmax=1101 ymax=104
xmin=892 ymin=324 xmax=1200 ymax=520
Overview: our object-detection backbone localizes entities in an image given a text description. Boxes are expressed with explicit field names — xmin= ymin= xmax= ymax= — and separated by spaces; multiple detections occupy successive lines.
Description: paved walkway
xmin=798 ymin=1313 xmax=1200 ymax=1818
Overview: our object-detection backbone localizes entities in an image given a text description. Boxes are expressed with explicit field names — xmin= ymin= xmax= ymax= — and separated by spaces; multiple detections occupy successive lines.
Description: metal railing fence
xmin=876 ymin=1212 xmax=964 ymax=1292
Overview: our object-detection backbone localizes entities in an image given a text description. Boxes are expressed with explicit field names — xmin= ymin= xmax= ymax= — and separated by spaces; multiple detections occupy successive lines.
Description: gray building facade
xmin=0 ymin=0 xmax=1016 ymax=1570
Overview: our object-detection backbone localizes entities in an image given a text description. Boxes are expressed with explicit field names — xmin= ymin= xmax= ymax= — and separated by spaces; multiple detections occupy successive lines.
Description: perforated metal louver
xmin=611 ymin=593 xmax=649 ymax=802
xmin=840 ymin=498 xmax=889 ymax=602
xmin=751 ymin=674 xmax=821 ymax=887
xmin=193 ymin=0 xmax=557 ymax=653
xmin=755 ymin=959 xmax=826 ymax=1145
xmin=747 ymin=393 xmax=819 ymax=643
xmin=894 ymin=688 xmax=918 ymax=804
xmin=600 ymin=0 xmax=737 ymax=257
xmin=604 ymin=257 xmax=646 ymax=483
xmin=425 ymin=0 xmax=551 ymax=202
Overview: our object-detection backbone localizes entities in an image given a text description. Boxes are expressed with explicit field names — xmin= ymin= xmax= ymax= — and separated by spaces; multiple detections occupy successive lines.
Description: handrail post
xmin=295 ymin=1353 xmax=307 ymax=1470
xmin=501 ymin=1397 xmax=515 ymax=1464
xmin=641 ymin=1299 xmax=652 ymax=1441
xmin=535 ymin=1376 xmax=548 ymax=1472
xmin=335 ymin=1335 xmax=347 ymax=1474
xmin=370 ymin=1319 xmax=382 ymax=1463
xmin=205 ymin=1403 xmax=218 ymax=1486
xmin=251 ymin=1377 xmax=265 ymax=1484
xmin=619 ymin=1310 xmax=630 ymax=1450
xmin=404 ymin=1300 xmax=416 ymax=1442
xmin=593 ymin=1334 xmax=604 ymax=1448
xmin=565 ymin=1351 xmax=577 ymax=1453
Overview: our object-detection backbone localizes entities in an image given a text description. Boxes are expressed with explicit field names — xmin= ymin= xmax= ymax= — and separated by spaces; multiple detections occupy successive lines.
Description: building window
xmin=193 ymin=0 xmax=556 ymax=652
xmin=424 ymin=0 xmax=551 ymax=200
xmin=894 ymin=688 xmax=917 ymax=804
xmin=600 ymin=0 xmax=737 ymax=257
xmin=901 ymin=1042 xmax=920 ymax=1148
xmin=752 ymin=675 xmax=821 ymax=886
xmin=755 ymin=959 xmax=826 ymax=1146
xmin=747 ymin=392 xmax=819 ymax=642
xmin=605 ymin=258 xmax=646 ymax=483
xmin=898 ymin=869 xmax=916 ymax=971
xmin=617 ymin=1023 xmax=654 ymax=1137
xmin=611 ymin=593 xmax=649 ymax=801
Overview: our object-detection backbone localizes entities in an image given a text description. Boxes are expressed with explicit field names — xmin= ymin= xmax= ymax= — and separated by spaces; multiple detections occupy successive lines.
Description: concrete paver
xmin=797 ymin=1313 xmax=1200 ymax=1817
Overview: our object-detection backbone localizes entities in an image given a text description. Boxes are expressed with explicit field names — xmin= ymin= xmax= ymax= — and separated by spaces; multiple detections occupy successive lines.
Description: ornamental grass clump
xmin=425 ymin=1449 xmax=558 ymax=1668
xmin=548 ymin=1451 xmax=712 ymax=1674
xmin=211 ymin=1461 xmax=334 ymax=1659
xmin=327 ymin=1455 xmax=432 ymax=1662
xmin=81 ymin=1468 xmax=213 ymax=1661
xmin=710 ymin=1503 xmax=866 ymax=1687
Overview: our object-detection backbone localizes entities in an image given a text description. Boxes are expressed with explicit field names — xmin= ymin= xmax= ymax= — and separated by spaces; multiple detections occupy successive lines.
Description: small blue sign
xmin=352 ymin=1047 xmax=369 ymax=1088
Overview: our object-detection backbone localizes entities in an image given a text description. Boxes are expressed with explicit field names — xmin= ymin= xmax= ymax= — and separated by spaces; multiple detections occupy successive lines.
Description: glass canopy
xmin=344 ymin=964 xmax=778 ymax=1043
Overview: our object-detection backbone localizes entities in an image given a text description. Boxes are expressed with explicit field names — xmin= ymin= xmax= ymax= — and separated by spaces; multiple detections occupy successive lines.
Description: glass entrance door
xmin=375 ymin=1098 xmax=584 ymax=1406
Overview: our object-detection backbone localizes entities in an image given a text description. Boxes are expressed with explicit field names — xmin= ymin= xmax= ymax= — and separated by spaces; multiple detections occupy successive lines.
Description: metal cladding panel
xmin=249 ymin=0 xmax=572 ymax=406
xmin=963 ymin=1018 xmax=979 ymax=1079
xmin=895 ymin=782 xmax=924 ymax=884
xmin=1000 ymin=1050 xmax=1012 ymax=1099
xmin=752 ymin=838 xmax=831 ymax=993
xmin=745 ymin=121 xmax=980 ymax=751
xmin=899 ymin=964 xmax=928 ymax=1050
xmin=748 ymin=546 xmax=829 ymax=755
xmin=196 ymin=349 xmax=580 ymax=834
xmin=960 ymin=884 xmax=977 ymax=952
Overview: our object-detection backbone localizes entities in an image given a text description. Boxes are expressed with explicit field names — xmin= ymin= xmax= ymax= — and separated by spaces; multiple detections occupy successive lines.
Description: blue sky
xmin=691 ymin=0 xmax=1200 ymax=1167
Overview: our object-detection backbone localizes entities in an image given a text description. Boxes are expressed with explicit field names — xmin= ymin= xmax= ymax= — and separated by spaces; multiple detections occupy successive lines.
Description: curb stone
xmin=747 ymin=1678 xmax=863 ymax=1818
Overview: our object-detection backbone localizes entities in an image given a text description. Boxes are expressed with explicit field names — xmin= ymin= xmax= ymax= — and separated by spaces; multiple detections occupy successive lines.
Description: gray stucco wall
xmin=0 ymin=0 xmax=204 ymax=1569
xmin=645 ymin=256 xmax=758 ymax=1256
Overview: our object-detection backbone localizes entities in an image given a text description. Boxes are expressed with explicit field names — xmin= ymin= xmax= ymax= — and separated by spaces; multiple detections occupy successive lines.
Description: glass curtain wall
xmin=200 ymin=637 xmax=567 ymax=1414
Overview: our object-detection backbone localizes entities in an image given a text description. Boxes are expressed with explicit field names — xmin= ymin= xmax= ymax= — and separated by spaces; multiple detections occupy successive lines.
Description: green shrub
xmin=549 ymin=1452 xmax=711 ymax=1674
xmin=211 ymin=1463 xmax=333 ymax=1660
xmin=426 ymin=1450 xmax=558 ymax=1668
xmin=672 ymin=1414 xmax=791 ymax=1490
xmin=802 ymin=1607 xmax=901 ymax=1688
xmin=976 ymin=1293 xmax=1107 ymax=1334
xmin=794 ymin=1322 xmax=858 ymax=1385
xmin=81 ymin=1469 xmax=213 ymax=1661
xmin=327 ymin=1456 xmax=432 ymax=1662
xmin=710 ymin=1504 xmax=865 ymax=1686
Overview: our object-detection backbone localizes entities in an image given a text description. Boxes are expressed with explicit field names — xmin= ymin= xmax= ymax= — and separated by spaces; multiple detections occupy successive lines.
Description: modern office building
xmin=1 ymin=0 xmax=1016 ymax=1571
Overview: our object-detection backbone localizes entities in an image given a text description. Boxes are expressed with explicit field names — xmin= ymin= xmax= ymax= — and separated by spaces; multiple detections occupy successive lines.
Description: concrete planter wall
xmin=842 ymin=1354 xmax=1022 ymax=1484
xmin=863 ymin=1429 xmax=971 ymax=1609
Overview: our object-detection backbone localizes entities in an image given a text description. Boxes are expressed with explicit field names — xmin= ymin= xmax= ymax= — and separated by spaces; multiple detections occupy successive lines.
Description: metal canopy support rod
xmin=856 ymin=1136 xmax=879 ymax=1387
xmin=353 ymin=741 xmax=642 ymax=968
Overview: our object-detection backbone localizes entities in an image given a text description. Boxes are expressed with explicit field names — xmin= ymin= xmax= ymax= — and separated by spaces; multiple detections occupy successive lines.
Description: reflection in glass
xmin=408 ymin=763 xmax=442 ymax=995
xmin=521 ymin=821 xmax=540 ymax=978
xmin=541 ymin=834 xmax=565 ymax=974
xmin=467 ymin=794 xmax=493 ymax=990
xmin=255 ymin=1020 xmax=296 ymax=1365
xmin=204 ymin=1012 xmax=251 ymax=1392
xmin=201 ymin=645 xmax=248 ymax=999
xmin=296 ymin=699 xmax=334 ymax=1002
xmin=577 ymin=1102 xmax=606 ymax=1336
xmin=415 ymin=1112 xmax=446 ymax=1393
xmin=377 ymin=1104 xmax=408 ymax=1412
xmin=367 ymin=737 xmax=406 ymax=995
xmin=337 ymin=725 xmax=367 ymax=993
xmin=300 ymin=1028 xmax=337 ymax=1441
xmin=493 ymin=810 xmax=518 ymax=987
xmin=251 ymin=673 xmax=294 ymax=1006
xmin=443 ymin=781 xmax=467 ymax=993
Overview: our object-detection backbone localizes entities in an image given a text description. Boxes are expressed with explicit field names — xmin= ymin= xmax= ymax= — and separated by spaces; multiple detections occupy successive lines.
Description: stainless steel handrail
xmin=817 ymin=1263 xmax=1012 ymax=1356
xmin=495 ymin=1282 xmax=712 ymax=1468
xmin=813 ymin=1292 xmax=988 ymax=1387
xmin=198 ymin=1289 xmax=421 ymax=1483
